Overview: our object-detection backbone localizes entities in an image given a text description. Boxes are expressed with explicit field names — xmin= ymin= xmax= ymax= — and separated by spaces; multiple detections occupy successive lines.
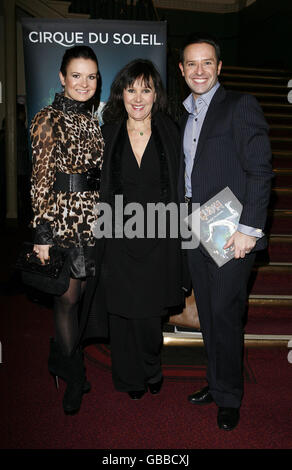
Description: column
xmin=3 ymin=0 xmax=17 ymax=219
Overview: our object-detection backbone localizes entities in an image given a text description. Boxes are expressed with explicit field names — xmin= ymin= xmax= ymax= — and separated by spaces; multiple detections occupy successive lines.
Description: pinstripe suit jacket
xmin=178 ymin=85 xmax=274 ymax=252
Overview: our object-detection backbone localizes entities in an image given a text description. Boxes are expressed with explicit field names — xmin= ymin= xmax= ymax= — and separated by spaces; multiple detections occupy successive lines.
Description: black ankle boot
xmin=61 ymin=348 xmax=91 ymax=415
xmin=48 ymin=338 xmax=90 ymax=415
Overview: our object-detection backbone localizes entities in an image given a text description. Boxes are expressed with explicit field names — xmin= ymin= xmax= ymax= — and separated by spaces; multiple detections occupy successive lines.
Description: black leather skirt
xmin=58 ymin=244 xmax=96 ymax=279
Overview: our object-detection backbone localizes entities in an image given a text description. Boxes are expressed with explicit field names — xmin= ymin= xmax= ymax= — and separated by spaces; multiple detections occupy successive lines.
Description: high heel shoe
xmin=48 ymin=338 xmax=90 ymax=415
xmin=50 ymin=372 xmax=90 ymax=394
xmin=51 ymin=373 xmax=59 ymax=390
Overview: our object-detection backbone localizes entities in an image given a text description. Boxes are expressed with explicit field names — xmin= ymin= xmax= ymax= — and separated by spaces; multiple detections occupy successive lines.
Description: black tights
xmin=53 ymin=278 xmax=86 ymax=357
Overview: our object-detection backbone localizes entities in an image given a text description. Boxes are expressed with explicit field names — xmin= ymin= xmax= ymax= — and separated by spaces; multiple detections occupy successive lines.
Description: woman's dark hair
xmin=60 ymin=45 xmax=99 ymax=76
xmin=179 ymin=33 xmax=221 ymax=64
xmin=102 ymin=59 xmax=167 ymax=123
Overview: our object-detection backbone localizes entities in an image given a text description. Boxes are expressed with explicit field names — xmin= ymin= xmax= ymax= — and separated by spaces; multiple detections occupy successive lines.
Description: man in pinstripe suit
xmin=178 ymin=34 xmax=273 ymax=430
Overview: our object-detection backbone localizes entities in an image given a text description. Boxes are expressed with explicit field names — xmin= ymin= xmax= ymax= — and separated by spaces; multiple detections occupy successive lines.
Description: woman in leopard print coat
xmin=30 ymin=46 xmax=104 ymax=415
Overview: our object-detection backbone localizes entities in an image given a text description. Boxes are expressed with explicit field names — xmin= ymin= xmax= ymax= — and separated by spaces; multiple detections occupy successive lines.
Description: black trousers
xmin=109 ymin=314 xmax=164 ymax=392
xmin=187 ymin=248 xmax=256 ymax=408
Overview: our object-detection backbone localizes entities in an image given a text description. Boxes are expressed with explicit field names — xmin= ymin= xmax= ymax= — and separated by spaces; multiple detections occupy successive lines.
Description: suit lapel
xmin=178 ymin=112 xmax=189 ymax=200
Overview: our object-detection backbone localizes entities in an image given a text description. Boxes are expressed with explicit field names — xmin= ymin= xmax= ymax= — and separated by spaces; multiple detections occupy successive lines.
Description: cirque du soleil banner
xmin=21 ymin=18 xmax=167 ymax=127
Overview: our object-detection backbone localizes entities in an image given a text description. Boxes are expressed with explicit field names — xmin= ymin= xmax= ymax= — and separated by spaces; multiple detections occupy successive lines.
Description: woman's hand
xmin=33 ymin=244 xmax=52 ymax=265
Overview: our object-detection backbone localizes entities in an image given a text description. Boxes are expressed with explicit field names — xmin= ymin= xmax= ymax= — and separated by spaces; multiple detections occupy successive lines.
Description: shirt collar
xmin=183 ymin=81 xmax=220 ymax=114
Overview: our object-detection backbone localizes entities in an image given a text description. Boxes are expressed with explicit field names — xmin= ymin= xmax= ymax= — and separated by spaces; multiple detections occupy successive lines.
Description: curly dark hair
xmin=102 ymin=59 xmax=167 ymax=124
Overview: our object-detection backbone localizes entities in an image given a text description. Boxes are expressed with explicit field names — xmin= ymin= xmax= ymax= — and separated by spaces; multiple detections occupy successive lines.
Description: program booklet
xmin=199 ymin=187 xmax=243 ymax=267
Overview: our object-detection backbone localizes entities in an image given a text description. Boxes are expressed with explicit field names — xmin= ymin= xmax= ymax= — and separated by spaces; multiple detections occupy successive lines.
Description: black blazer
xmin=178 ymin=85 xmax=274 ymax=252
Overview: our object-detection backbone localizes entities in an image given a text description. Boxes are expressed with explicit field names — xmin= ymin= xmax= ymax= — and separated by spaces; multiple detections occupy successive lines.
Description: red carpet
xmin=270 ymin=190 xmax=292 ymax=209
xmin=268 ymin=213 xmax=292 ymax=234
xmin=249 ymin=266 xmax=292 ymax=295
xmin=267 ymin=237 xmax=292 ymax=262
xmin=1 ymin=293 xmax=292 ymax=450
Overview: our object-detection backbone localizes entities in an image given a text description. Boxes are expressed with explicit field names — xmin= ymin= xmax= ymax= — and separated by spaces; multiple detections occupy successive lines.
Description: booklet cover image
xmin=200 ymin=187 xmax=243 ymax=267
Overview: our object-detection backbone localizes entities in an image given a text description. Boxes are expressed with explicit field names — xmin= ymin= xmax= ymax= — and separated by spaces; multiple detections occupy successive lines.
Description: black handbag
xmin=16 ymin=242 xmax=70 ymax=295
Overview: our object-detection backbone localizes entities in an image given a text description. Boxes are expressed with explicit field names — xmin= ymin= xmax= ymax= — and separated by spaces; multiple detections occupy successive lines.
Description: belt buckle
xmin=184 ymin=195 xmax=191 ymax=204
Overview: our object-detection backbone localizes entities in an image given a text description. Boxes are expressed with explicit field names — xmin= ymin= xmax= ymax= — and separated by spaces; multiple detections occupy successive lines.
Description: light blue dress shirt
xmin=183 ymin=82 xmax=263 ymax=239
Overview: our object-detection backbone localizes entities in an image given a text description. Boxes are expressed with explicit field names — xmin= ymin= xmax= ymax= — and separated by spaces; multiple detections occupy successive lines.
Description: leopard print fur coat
xmin=30 ymin=93 xmax=104 ymax=248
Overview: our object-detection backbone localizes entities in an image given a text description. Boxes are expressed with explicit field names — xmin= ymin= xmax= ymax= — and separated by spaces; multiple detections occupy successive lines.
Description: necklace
xmin=127 ymin=121 xmax=151 ymax=137
xmin=128 ymin=128 xmax=150 ymax=136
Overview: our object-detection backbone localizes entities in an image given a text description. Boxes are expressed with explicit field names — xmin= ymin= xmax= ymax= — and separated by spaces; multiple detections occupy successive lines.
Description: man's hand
xmin=223 ymin=231 xmax=256 ymax=259
xmin=33 ymin=244 xmax=52 ymax=265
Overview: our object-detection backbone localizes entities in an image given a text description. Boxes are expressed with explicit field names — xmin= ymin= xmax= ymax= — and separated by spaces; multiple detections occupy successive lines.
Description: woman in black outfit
xmin=98 ymin=59 xmax=183 ymax=399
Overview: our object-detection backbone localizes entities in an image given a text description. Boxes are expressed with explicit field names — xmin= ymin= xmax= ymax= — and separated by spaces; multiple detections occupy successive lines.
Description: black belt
xmin=53 ymin=170 xmax=100 ymax=192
